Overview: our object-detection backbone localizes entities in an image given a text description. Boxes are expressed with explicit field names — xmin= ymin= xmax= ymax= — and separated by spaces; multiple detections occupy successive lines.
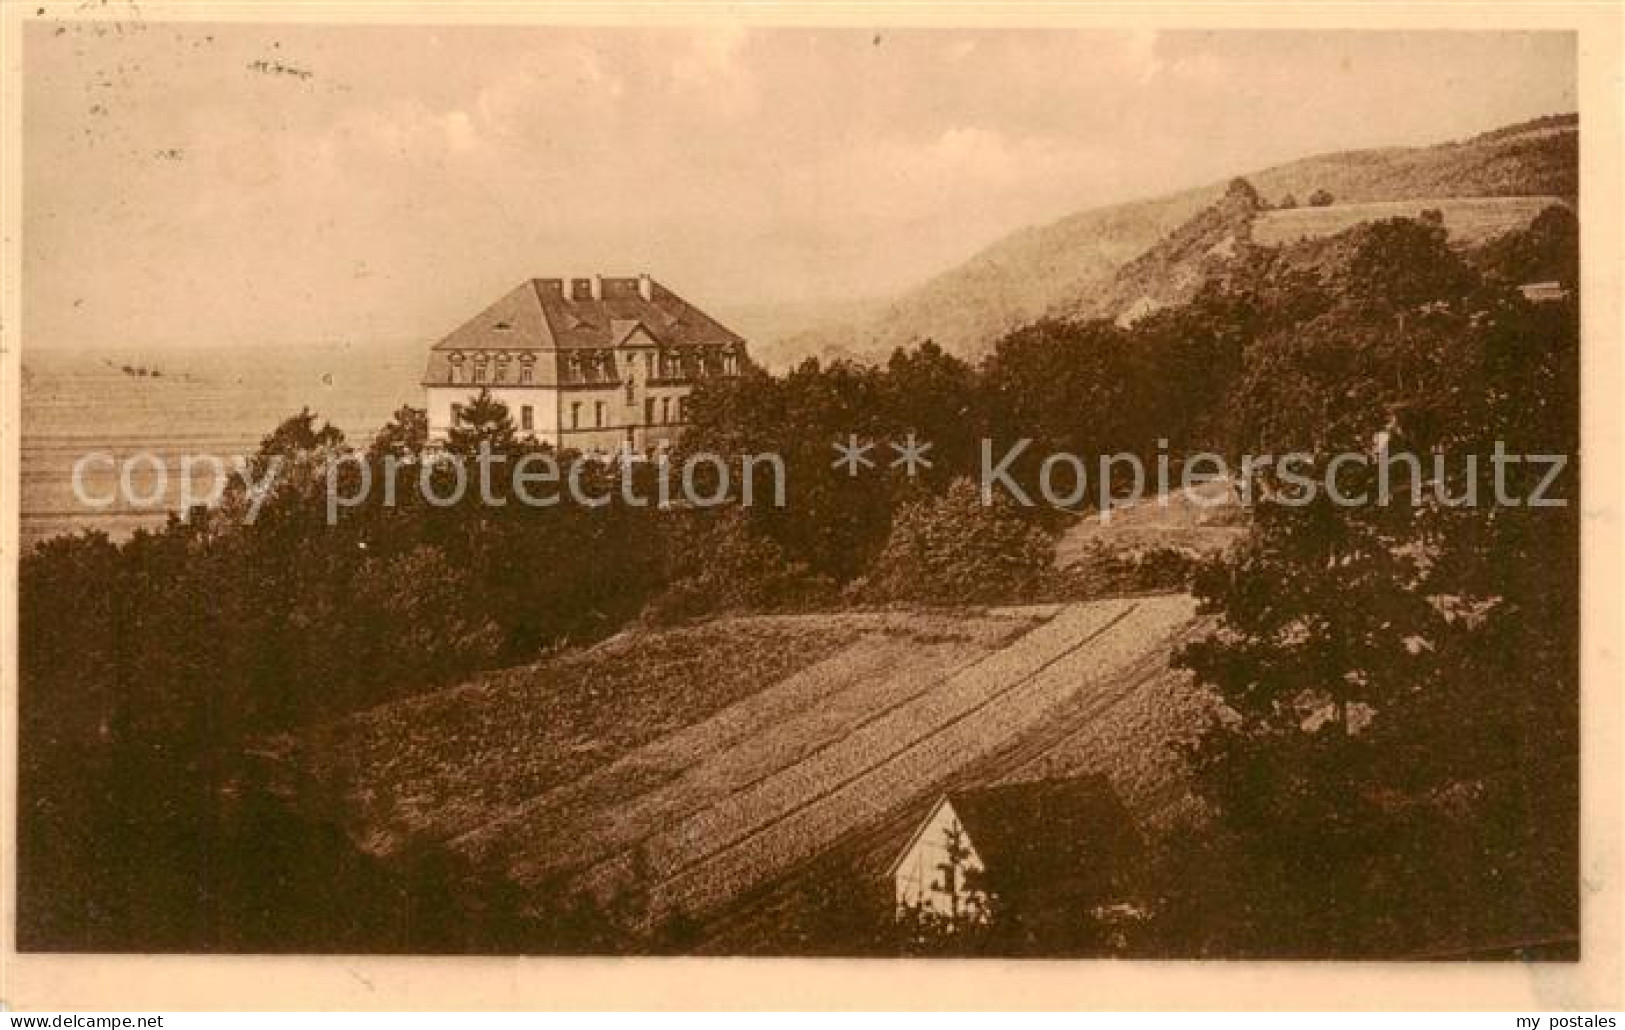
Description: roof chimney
xmin=638 ymin=273 xmax=653 ymax=302
xmin=591 ymin=274 xmax=603 ymax=301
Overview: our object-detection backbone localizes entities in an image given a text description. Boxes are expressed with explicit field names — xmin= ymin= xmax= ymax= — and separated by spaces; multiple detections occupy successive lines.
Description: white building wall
xmin=893 ymin=799 xmax=991 ymax=921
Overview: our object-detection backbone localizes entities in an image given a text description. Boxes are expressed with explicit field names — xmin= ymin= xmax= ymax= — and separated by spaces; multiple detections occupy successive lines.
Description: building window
xmin=571 ymin=402 xmax=581 ymax=429
xmin=625 ymin=379 xmax=635 ymax=405
xmin=519 ymin=365 xmax=533 ymax=385
xmin=661 ymin=397 xmax=670 ymax=423
xmin=521 ymin=405 xmax=533 ymax=432
xmin=645 ymin=397 xmax=655 ymax=425
xmin=473 ymin=364 xmax=486 ymax=384
xmin=674 ymin=396 xmax=684 ymax=422
xmin=595 ymin=401 xmax=605 ymax=428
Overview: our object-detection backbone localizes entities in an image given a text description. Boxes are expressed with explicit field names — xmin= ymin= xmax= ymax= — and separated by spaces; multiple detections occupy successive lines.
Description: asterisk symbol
xmin=890 ymin=432 xmax=934 ymax=477
xmin=832 ymin=434 xmax=875 ymax=477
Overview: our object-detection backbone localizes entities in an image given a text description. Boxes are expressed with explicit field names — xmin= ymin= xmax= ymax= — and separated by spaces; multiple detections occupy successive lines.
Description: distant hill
xmin=778 ymin=113 xmax=1577 ymax=364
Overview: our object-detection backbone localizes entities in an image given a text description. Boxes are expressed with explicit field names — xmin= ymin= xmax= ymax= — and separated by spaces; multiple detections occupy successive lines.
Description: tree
xmin=1308 ymin=188 xmax=1334 ymax=207
xmin=895 ymin=823 xmax=996 ymax=955
xmin=981 ymin=317 xmax=1145 ymax=502
xmin=682 ymin=356 xmax=899 ymax=581
xmin=445 ymin=388 xmax=518 ymax=455
xmin=1337 ymin=216 xmax=1477 ymax=310
xmin=881 ymin=339 xmax=982 ymax=484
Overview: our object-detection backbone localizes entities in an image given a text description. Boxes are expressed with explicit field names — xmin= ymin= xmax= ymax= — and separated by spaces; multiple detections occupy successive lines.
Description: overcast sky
xmin=24 ymin=24 xmax=1575 ymax=350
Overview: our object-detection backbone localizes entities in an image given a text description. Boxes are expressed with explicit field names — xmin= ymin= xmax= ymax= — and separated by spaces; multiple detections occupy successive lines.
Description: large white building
xmin=423 ymin=275 xmax=748 ymax=450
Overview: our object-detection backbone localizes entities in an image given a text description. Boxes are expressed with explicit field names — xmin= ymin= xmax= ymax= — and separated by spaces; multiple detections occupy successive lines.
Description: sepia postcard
xmin=1 ymin=0 xmax=1621 ymax=1013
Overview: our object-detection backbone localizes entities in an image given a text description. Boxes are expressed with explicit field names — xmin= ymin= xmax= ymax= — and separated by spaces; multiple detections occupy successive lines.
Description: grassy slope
xmin=779 ymin=116 xmax=1576 ymax=363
